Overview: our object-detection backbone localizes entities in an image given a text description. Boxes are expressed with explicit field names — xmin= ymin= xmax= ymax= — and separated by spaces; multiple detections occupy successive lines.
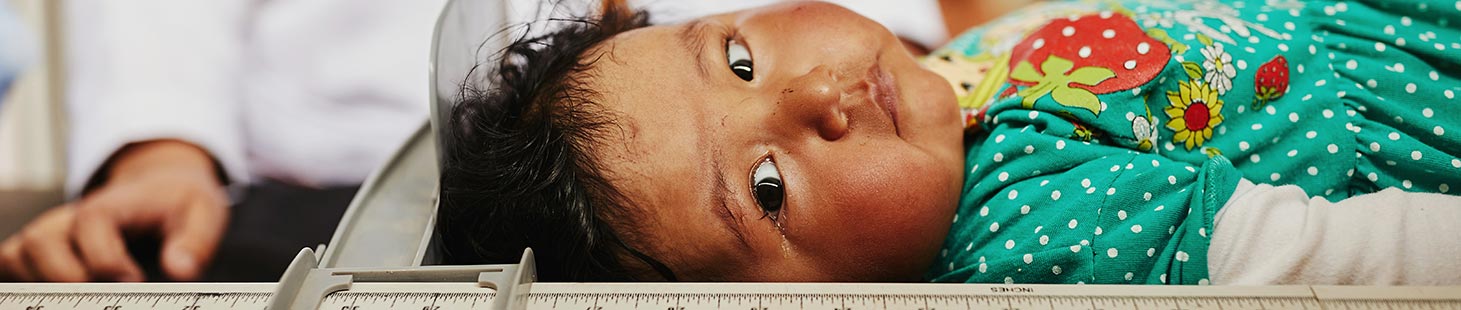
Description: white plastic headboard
xmin=318 ymin=0 xmax=513 ymax=269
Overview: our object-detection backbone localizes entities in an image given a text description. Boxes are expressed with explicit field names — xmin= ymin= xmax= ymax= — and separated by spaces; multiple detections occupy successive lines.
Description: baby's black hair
xmin=435 ymin=3 xmax=672 ymax=281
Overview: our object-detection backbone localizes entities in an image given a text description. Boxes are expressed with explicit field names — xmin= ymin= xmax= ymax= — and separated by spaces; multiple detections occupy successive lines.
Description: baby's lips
xmin=1008 ymin=12 xmax=1172 ymax=94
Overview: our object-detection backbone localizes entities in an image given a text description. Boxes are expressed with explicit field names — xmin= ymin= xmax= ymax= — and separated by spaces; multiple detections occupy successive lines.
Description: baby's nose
xmin=778 ymin=65 xmax=851 ymax=141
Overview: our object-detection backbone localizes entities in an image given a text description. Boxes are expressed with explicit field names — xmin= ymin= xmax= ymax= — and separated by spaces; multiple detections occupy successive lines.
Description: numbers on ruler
xmin=182 ymin=306 xmax=201 ymax=310
xmin=103 ymin=307 xmax=123 ymax=310
xmin=422 ymin=307 xmax=440 ymax=310
xmin=342 ymin=307 xmax=360 ymax=310
xmin=750 ymin=307 xmax=768 ymax=310
xmin=667 ymin=307 xmax=684 ymax=310
xmin=25 ymin=306 xmax=43 ymax=310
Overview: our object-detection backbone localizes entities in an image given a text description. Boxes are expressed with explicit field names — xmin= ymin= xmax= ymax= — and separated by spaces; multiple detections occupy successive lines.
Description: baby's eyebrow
xmin=701 ymin=109 xmax=751 ymax=251
xmin=711 ymin=165 xmax=752 ymax=250
xmin=677 ymin=19 xmax=713 ymax=80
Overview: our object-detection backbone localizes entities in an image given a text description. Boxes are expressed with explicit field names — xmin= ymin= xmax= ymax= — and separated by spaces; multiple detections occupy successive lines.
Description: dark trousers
xmin=134 ymin=182 xmax=357 ymax=282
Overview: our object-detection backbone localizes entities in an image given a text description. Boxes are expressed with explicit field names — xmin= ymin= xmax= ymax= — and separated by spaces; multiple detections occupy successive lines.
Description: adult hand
xmin=0 ymin=140 xmax=229 ymax=282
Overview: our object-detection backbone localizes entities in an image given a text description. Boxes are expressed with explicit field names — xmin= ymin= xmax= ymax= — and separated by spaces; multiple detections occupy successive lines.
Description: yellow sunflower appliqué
xmin=1164 ymin=80 xmax=1225 ymax=150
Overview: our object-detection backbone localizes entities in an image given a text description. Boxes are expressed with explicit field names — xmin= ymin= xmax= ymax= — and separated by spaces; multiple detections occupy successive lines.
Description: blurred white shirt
xmin=63 ymin=0 xmax=944 ymax=197
xmin=64 ymin=0 xmax=448 ymax=194
xmin=1 ymin=2 xmax=33 ymax=96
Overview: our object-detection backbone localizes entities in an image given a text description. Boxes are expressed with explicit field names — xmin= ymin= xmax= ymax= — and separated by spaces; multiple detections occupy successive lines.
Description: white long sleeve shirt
xmin=62 ymin=0 xmax=945 ymax=197
xmin=1209 ymin=180 xmax=1461 ymax=285
xmin=63 ymin=0 xmax=447 ymax=195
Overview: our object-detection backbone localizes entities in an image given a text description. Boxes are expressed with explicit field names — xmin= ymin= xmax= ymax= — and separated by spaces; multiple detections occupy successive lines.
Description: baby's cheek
xmin=826 ymin=158 xmax=959 ymax=278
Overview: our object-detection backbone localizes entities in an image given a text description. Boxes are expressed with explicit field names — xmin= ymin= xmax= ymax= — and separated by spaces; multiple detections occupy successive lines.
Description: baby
xmin=436 ymin=0 xmax=1461 ymax=284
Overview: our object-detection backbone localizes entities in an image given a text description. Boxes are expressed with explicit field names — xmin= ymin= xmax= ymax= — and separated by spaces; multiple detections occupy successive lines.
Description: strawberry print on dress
xmin=1007 ymin=12 xmax=1171 ymax=116
xmin=1253 ymin=55 xmax=1290 ymax=109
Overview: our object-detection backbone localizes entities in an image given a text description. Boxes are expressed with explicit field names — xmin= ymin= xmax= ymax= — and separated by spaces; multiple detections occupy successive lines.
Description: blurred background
xmin=0 ymin=0 xmax=63 ymax=239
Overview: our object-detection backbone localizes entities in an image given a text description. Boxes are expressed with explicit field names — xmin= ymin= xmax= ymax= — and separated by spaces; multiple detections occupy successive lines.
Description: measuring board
xmin=2 ymin=282 xmax=1459 ymax=310
xmin=3 ymin=249 xmax=1456 ymax=310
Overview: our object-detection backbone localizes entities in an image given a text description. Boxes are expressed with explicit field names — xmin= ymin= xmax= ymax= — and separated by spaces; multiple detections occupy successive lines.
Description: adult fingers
xmin=73 ymin=207 xmax=145 ymax=282
xmin=18 ymin=206 xmax=88 ymax=282
xmin=160 ymin=196 xmax=228 ymax=281
xmin=0 ymin=236 xmax=36 ymax=281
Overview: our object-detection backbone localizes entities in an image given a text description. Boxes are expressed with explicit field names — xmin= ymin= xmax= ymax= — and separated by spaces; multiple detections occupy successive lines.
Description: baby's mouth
xmin=868 ymin=62 xmax=902 ymax=137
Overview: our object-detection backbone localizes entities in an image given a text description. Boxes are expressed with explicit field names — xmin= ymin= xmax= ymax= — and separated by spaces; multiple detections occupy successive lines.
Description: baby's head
xmin=439 ymin=1 xmax=965 ymax=282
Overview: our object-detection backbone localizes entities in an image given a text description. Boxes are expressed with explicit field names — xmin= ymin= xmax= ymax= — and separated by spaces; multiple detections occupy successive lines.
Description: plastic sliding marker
xmin=264 ymin=246 xmax=535 ymax=310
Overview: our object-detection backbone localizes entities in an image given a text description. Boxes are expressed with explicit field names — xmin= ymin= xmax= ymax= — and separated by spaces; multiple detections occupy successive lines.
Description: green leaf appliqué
xmin=1010 ymin=55 xmax=1115 ymax=116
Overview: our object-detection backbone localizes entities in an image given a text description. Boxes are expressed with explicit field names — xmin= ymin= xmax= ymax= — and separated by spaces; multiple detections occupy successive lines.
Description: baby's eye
xmin=727 ymin=39 xmax=754 ymax=82
xmin=751 ymin=157 xmax=783 ymax=221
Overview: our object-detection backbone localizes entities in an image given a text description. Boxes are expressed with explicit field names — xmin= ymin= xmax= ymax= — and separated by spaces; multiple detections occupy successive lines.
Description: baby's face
xmin=587 ymin=2 xmax=964 ymax=281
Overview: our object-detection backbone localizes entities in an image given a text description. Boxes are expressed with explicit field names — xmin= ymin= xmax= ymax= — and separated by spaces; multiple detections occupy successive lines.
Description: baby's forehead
xmin=580 ymin=32 xmax=711 ymax=175
xmin=580 ymin=27 xmax=683 ymax=90
xmin=581 ymin=24 xmax=707 ymax=112
xmin=590 ymin=22 xmax=684 ymax=57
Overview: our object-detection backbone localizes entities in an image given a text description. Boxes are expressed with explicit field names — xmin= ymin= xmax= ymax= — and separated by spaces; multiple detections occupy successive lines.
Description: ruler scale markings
xmin=1088 ymin=296 xmax=1107 ymax=310
xmin=1264 ymin=297 xmax=1280 ymax=310
xmin=1207 ymin=297 xmax=1227 ymax=309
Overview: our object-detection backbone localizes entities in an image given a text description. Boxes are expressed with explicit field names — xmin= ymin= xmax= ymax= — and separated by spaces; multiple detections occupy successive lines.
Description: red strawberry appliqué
xmin=1007 ymin=12 xmax=1172 ymax=116
xmin=1253 ymin=55 xmax=1290 ymax=108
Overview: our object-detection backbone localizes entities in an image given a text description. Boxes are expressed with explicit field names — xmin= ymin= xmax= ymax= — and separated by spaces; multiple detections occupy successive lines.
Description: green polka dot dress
xmin=920 ymin=0 xmax=1461 ymax=284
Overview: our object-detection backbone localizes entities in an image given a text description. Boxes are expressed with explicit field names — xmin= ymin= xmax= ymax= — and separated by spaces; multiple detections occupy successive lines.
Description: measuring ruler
xmin=3 ymin=249 xmax=1457 ymax=310
xmin=3 ymin=282 xmax=1460 ymax=310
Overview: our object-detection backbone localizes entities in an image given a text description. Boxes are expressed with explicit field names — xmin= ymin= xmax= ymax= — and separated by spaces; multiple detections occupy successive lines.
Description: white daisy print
xmin=1201 ymin=43 xmax=1236 ymax=95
